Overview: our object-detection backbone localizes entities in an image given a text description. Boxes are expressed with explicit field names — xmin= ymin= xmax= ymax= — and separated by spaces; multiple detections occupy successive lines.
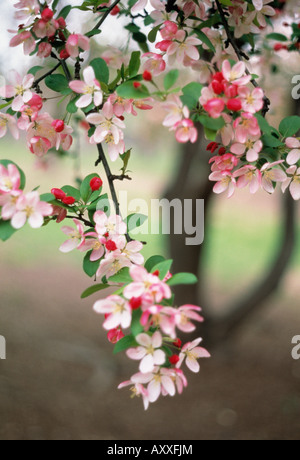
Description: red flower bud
xmin=143 ymin=70 xmax=152 ymax=81
xmin=173 ymin=338 xmax=182 ymax=348
xmin=105 ymin=240 xmax=118 ymax=251
xmin=62 ymin=196 xmax=76 ymax=205
xmin=57 ymin=17 xmax=66 ymax=28
xmin=227 ymin=98 xmax=242 ymax=112
xmin=206 ymin=141 xmax=219 ymax=153
xmin=51 ymin=119 xmax=65 ymax=133
xmin=213 ymin=72 xmax=224 ymax=83
xmin=90 ymin=176 xmax=103 ymax=191
xmin=274 ymin=43 xmax=284 ymax=51
xmin=58 ymin=31 xmax=66 ymax=42
xmin=212 ymin=80 xmax=224 ymax=95
xmin=110 ymin=5 xmax=120 ymax=15
xmin=130 ymin=297 xmax=142 ymax=310
xmin=51 ymin=188 xmax=66 ymax=200
xmin=133 ymin=82 xmax=142 ymax=89
xmin=218 ymin=147 xmax=226 ymax=155
xmin=41 ymin=8 xmax=54 ymax=22
xmin=152 ymin=270 xmax=160 ymax=277
xmin=169 ymin=354 xmax=180 ymax=365
xmin=107 ymin=328 xmax=125 ymax=344
xmin=60 ymin=49 xmax=70 ymax=60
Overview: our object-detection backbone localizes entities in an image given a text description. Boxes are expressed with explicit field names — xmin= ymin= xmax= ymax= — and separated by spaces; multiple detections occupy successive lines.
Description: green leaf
xmin=151 ymin=259 xmax=173 ymax=280
xmin=131 ymin=309 xmax=144 ymax=337
xmin=67 ymin=96 xmax=80 ymax=114
xmin=145 ymin=255 xmax=165 ymax=272
xmin=40 ymin=193 xmax=55 ymax=203
xmin=167 ymin=272 xmax=198 ymax=287
xmin=81 ymin=283 xmax=109 ymax=299
xmin=52 ymin=0 xmax=60 ymax=12
xmin=164 ymin=70 xmax=179 ymax=91
xmin=120 ymin=149 xmax=131 ymax=175
xmin=125 ymin=213 xmax=148 ymax=232
xmin=28 ymin=65 xmax=43 ymax=76
xmin=57 ymin=5 xmax=72 ymax=19
xmin=80 ymin=173 xmax=100 ymax=203
xmin=117 ymin=81 xmax=150 ymax=100
xmin=45 ymin=74 xmax=72 ymax=95
xmin=90 ymin=58 xmax=109 ymax=85
xmin=266 ymin=33 xmax=288 ymax=42
xmin=108 ymin=267 xmax=132 ymax=284
xmin=194 ymin=30 xmax=216 ymax=53
xmin=86 ymin=29 xmax=102 ymax=38
xmin=255 ymin=114 xmax=278 ymax=136
xmin=113 ymin=335 xmax=137 ymax=354
xmin=148 ymin=25 xmax=161 ymax=43
xmin=279 ymin=116 xmax=300 ymax=138
xmin=61 ymin=185 xmax=81 ymax=202
xmin=0 ymin=220 xmax=17 ymax=241
xmin=83 ymin=252 xmax=100 ymax=277
xmin=198 ymin=115 xmax=225 ymax=131
xmin=180 ymin=82 xmax=203 ymax=110
xmin=128 ymin=51 xmax=141 ymax=78
xmin=96 ymin=193 xmax=110 ymax=215
xmin=261 ymin=134 xmax=283 ymax=148
xmin=204 ymin=127 xmax=217 ymax=141
xmin=0 ymin=160 xmax=26 ymax=190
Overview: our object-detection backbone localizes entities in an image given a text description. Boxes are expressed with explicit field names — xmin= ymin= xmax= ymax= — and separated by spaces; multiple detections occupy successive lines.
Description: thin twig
xmin=33 ymin=62 xmax=62 ymax=88
xmin=65 ymin=215 xmax=94 ymax=228
xmin=91 ymin=0 xmax=122 ymax=32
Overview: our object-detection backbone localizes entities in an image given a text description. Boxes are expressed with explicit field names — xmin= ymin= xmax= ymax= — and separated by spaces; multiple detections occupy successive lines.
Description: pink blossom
xmin=233 ymin=113 xmax=261 ymax=144
xmin=209 ymin=170 xmax=236 ymax=198
xmin=96 ymin=252 xmax=132 ymax=280
xmin=0 ymin=71 xmax=34 ymax=112
xmin=222 ymin=60 xmax=251 ymax=86
xmin=172 ymin=119 xmax=198 ymax=144
xmin=238 ymin=87 xmax=264 ymax=114
xmin=108 ymin=94 xmax=133 ymax=117
xmin=59 ymin=219 xmax=86 ymax=253
xmin=10 ymin=191 xmax=52 ymax=229
xmin=150 ymin=0 xmax=177 ymax=26
xmin=167 ymin=30 xmax=201 ymax=65
xmin=131 ymin=98 xmax=154 ymax=116
xmin=253 ymin=0 xmax=276 ymax=27
xmin=79 ymin=232 xmax=106 ymax=261
xmin=174 ymin=305 xmax=204 ymax=333
xmin=0 ymin=113 xmax=19 ymax=140
xmin=142 ymin=53 xmax=166 ymax=77
xmin=131 ymin=0 xmax=148 ymax=14
xmin=118 ymin=379 xmax=149 ymax=410
xmin=93 ymin=295 xmax=132 ymax=330
xmin=14 ymin=0 xmax=40 ymax=25
xmin=37 ymin=42 xmax=52 ymax=58
xmin=0 ymin=191 xmax=22 ymax=220
xmin=230 ymin=135 xmax=263 ymax=162
xmin=29 ymin=136 xmax=51 ymax=157
xmin=32 ymin=18 xmax=58 ymax=39
xmin=9 ymin=30 xmax=36 ymax=55
xmin=210 ymin=153 xmax=239 ymax=172
xmin=220 ymin=114 xmax=234 ymax=146
xmin=124 ymin=265 xmax=172 ymax=305
xmin=233 ymin=165 xmax=262 ymax=194
xmin=69 ymin=66 xmax=103 ymax=108
xmin=160 ymin=21 xmax=178 ymax=40
xmin=94 ymin=210 xmax=127 ymax=237
xmin=141 ymin=305 xmax=177 ymax=338
xmin=26 ymin=113 xmax=57 ymax=156
xmin=282 ymin=166 xmax=300 ymax=201
xmin=66 ymin=34 xmax=90 ymax=59
xmin=203 ymin=98 xmax=225 ymax=119
xmin=112 ymin=235 xmax=144 ymax=265
xmin=285 ymin=137 xmax=300 ymax=165
xmin=132 ymin=367 xmax=176 ymax=402
xmin=0 ymin=163 xmax=21 ymax=193
xmin=162 ymin=95 xmax=189 ymax=127
xmin=177 ymin=338 xmax=210 ymax=373
xmin=127 ymin=332 xmax=165 ymax=373
xmin=261 ymin=161 xmax=287 ymax=194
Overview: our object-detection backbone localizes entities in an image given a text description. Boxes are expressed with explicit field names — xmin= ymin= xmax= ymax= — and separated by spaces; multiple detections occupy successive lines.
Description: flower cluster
xmin=93 ymin=265 xmax=210 ymax=410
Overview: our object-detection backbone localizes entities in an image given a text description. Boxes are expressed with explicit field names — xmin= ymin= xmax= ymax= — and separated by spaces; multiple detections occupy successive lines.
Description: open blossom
xmin=127 ymin=332 xmax=165 ymax=373
xmin=94 ymin=210 xmax=127 ymax=237
xmin=108 ymin=94 xmax=133 ymax=117
xmin=230 ymin=135 xmax=263 ymax=162
xmin=261 ymin=161 xmax=287 ymax=194
xmin=177 ymin=338 xmax=210 ymax=373
xmin=209 ymin=170 xmax=236 ymax=198
xmin=0 ymin=191 xmax=22 ymax=220
xmin=93 ymin=295 xmax=132 ymax=330
xmin=118 ymin=379 xmax=150 ymax=411
xmin=10 ymin=191 xmax=52 ymax=229
xmin=111 ymin=235 xmax=144 ymax=265
xmin=37 ymin=42 xmax=52 ymax=58
xmin=150 ymin=0 xmax=177 ymax=26
xmin=0 ymin=113 xmax=19 ymax=140
xmin=174 ymin=305 xmax=204 ymax=333
xmin=282 ymin=166 xmax=300 ymax=201
xmin=142 ymin=53 xmax=166 ymax=77
xmin=69 ymin=66 xmax=103 ymax=108
xmin=166 ymin=30 xmax=201 ymax=65
xmin=124 ymin=265 xmax=172 ymax=305
xmin=79 ymin=231 xmax=106 ymax=261
xmin=9 ymin=30 xmax=36 ymax=55
xmin=210 ymin=153 xmax=239 ymax=172
xmin=222 ymin=60 xmax=251 ymax=86
xmin=285 ymin=137 xmax=300 ymax=165
xmin=238 ymin=87 xmax=264 ymax=114
xmin=66 ymin=34 xmax=90 ymax=59
xmin=32 ymin=18 xmax=58 ymax=39
xmin=172 ymin=119 xmax=198 ymax=144
xmin=233 ymin=113 xmax=261 ymax=144
xmin=234 ymin=165 xmax=262 ymax=194
xmin=96 ymin=252 xmax=132 ymax=280
xmin=252 ymin=0 xmax=276 ymax=27
xmin=0 ymin=71 xmax=34 ymax=112
xmin=162 ymin=95 xmax=189 ymax=128
xmin=14 ymin=0 xmax=40 ymax=25
xmin=203 ymin=98 xmax=225 ymax=119
xmin=0 ymin=164 xmax=20 ymax=193
xmin=59 ymin=219 xmax=86 ymax=253
xmin=134 ymin=367 xmax=177 ymax=403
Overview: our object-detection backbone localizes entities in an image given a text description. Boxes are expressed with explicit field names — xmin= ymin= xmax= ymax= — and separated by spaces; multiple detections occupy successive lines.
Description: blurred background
xmin=0 ymin=1 xmax=300 ymax=441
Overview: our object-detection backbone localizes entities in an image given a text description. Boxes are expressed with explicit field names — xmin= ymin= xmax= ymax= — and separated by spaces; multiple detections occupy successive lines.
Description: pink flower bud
xmin=51 ymin=119 xmax=65 ymax=133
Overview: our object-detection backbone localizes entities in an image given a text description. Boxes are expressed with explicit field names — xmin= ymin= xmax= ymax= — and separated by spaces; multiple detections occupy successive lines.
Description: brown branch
xmin=90 ymin=0 xmax=122 ymax=32
xmin=32 ymin=61 xmax=62 ymax=88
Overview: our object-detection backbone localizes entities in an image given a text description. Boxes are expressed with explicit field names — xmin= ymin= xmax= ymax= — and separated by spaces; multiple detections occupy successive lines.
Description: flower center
xmin=25 ymin=205 xmax=34 ymax=217
xmin=15 ymin=85 xmax=25 ymax=96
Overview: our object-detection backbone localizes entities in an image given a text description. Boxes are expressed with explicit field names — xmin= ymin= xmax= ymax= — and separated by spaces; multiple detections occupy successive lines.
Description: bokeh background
xmin=0 ymin=1 xmax=300 ymax=440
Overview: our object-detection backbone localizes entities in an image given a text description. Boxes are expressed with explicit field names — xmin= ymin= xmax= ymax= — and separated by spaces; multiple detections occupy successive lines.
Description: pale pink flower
xmin=32 ymin=18 xmax=58 ymax=39
xmin=102 ymin=47 xmax=128 ymax=69
xmin=10 ymin=191 xmax=52 ymax=229
xmin=174 ymin=305 xmax=204 ymax=333
xmin=230 ymin=135 xmax=263 ymax=162
xmin=29 ymin=136 xmax=52 ymax=157
xmin=94 ymin=295 xmax=132 ymax=330
xmin=238 ymin=86 xmax=264 ymax=114
xmin=222 ymin=60 xmax=251 ymax=86
xmin=118 ymin=379 xmax=149 ymax=410
xmin=233 ymin=165 xmax=262 ymax=194
xmin=172 ymin=119 xmax=198 ymax=144
xmin=203 ymin=98 xmax=225 ymax=119
xmin=112 ymin=235 xmax=144 ymax=265
xmin=210 ymin=153 xmax=239 ymax=172
xmin=127 ymin=332 xmax=165 ymax=373
xmin=253 ymin=0 xmax=276 ymax=27
xmin=209 ymin=170 xmax=236 ymax=198
xmin=261 ymin=161 xmax=287 ymax=194
xmin=142 ymin=53 xmax=166 ymax=77
xmin=9 ymin=30 xmax=36 ymax=55
xmin=96 ymin=252 xmax=132 ymax=280
xmin=94 ymin=210 xmax=127 ymax=237
xmin=131 ymin=0 xmax=148 ymax=14
xmin=0 ymin=164 xmax=21 ymax=193
xmin=66 ymin=34 xmax=90 ymax=59
xmin=0 ymin=71 xmax=34 ymax=112
xmin=160 ymin=21 xmax=178 ymax=40
xmin=37 ymin=42 xmax=52 ymax=58
xmin=162 ymin=95 xmax=189 ymax=127
xmin=141 ymin=305 xmax=177 ymax=338
xmin=124 ymin=265 xmax=172 ymax=305
xmin=26 ymin=113 xmax=58 ymax=155
xmin=60 ymin=219 xmax=86 ymax=253
xmin=150 ymin=0 xmax=177 ymax=26
xmin=131 ymin=367 xmax=176 ymax=403
xmin=0 ymin=113 xmax=19 ymax=140
xmin=233 ymin=112 xmax=261 ymax=143
xmin=79 ymin=231 xmax=106 ymax=261
xmin=108 ymin=94 xmax=133 ymax=117
xmin=220 ymin=114 xmax=234 ymax=146
xmin=0 ymin=190 xmax=22 ymax=220
xmin=282 ymin=166 xmax=300 ymax=201
xmin=131 ymin=98 xmax=154 ymax=116
xmin=190 ymin=59 xmax=214 ymax=84
xmin=177 ymin=338 xmax=210 ymax=373
xmin=167 ymin=30 xmax=201 ymax=65
xmin=14 ymin=0 xmax=40 ymax=25
xmin=69 ymin=66 xmax=103 ymax=108
xmin=285 ymin=137 xmax=300 ymax=165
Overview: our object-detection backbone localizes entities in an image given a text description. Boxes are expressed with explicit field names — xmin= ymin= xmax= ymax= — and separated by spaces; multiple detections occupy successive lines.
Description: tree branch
xmin=32 ymin=61 xmax=62 ymax=88
xmin=91 ymin=0 xmax=122 ymax=32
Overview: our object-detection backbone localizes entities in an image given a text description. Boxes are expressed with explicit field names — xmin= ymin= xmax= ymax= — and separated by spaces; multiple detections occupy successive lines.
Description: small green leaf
xmin=83 ymin=251 xmax=100 ymax=277
xmin=180 ymin=82 xmax=203 ymax=110
xmin=81 ymin=283 xmax=109 ymax=299
xmin=67 ymin=96 xmax=80 ymax=114
xmin=261 ymin=134 xmax=284 ymax=148
xmin=0 ymin=220 xmax=17 ymax=241
xmin=164 ymin=69 xmax=179 ymax=91
xmin=151 ymin=259 xmax=173 ymax=280
xmin=57 ymin=5 xmax=72 ymax=19
xmin=204 ymin=127 xmax=217 ymax=141
xmin=148 ymin=25 xmax=161 ymax=43
xmin=125 ymin=213 xmax=148 ymax=232
xmin=80 ymin=173 xmax=100 ymax=203
xmin=40 ymin=193 xmax=55 ymax=203
xmin=28 ymin=65 xmax=43 ymax=76
xmin=194 ymin=30 xmax=216 ymax=52
xmin=198 ymin=115 xmax=225 ymax=131
xmin=45 ymin=74 xmax=72 ymax=95
xmin=90 ymin=58 xmax=109 ymax=85
xmin=113 ymin=335 xmax=137 ymax=354
xmin=128 ymin=51 xmax=141 ymax=78
xmin=117 ymin=81 xmax=150 ymax=100
xmin=131 ymin=309 xmax=143 ymax=337
xmin=108 ymin=267 xmax=132 ymax=284
xmin=61 ymin=185 xmax=81 ymax=202
xmin=266 ymin=33 xmax=288 ymax=42
xmin=279 ymin=116 xmax=300 ymax=138
xmin=145 ymin=255 xmax=165 ymax=272
xmin=167 ymin=272 xmax=198 ymax=287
